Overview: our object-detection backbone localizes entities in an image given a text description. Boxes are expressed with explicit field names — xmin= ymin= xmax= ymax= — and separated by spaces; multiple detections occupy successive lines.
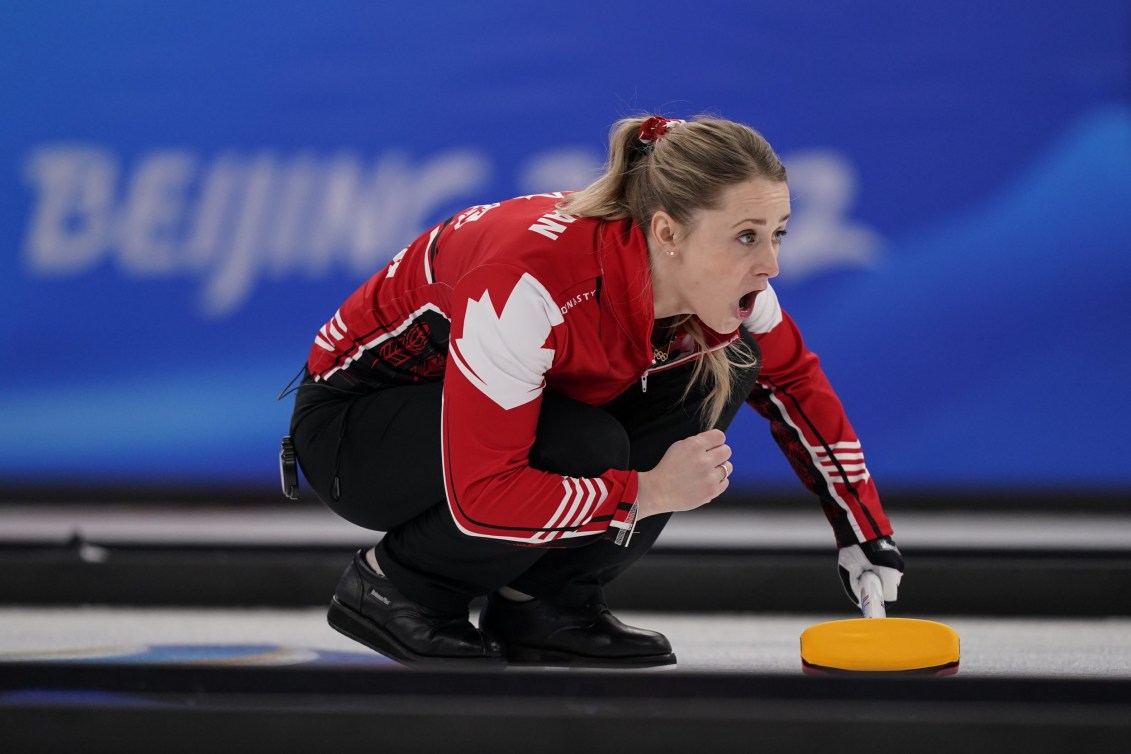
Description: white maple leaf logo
xmin=449 ymin=273 xmax=565 ymax=410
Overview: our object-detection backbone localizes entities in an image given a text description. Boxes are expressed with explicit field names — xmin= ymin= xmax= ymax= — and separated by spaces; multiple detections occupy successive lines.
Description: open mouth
xmin=736 ymin=290 xmax=758 ymax=319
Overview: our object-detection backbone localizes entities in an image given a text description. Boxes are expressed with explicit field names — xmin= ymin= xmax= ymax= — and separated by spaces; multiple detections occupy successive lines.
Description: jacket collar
xmin=596 ymin=218 xmax=655 ymax=353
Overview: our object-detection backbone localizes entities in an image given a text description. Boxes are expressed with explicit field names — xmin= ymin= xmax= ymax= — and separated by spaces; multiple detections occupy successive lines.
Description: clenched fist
xmin=636 ymin=429 xmax=733 ymax=520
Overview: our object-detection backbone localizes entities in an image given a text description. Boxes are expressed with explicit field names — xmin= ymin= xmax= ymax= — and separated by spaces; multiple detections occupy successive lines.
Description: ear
xmin=649 ymin=210 xmax=681 ymax=252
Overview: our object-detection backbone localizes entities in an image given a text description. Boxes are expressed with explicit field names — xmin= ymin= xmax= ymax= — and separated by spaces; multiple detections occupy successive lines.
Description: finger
xmin=696 ymin=429 xmax=727 ymax=448
xmin=713 ymin=460 xmax=734 ymax=485
xmin=704 ymin=444 xmax=732 ymax=466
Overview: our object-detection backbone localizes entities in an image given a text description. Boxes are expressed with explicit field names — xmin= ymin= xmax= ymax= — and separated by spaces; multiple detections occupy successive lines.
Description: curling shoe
xmin=479 ymin=592 xmax=676 ymax=668
xmin=327 ymin=550 xmax=504 ymax=667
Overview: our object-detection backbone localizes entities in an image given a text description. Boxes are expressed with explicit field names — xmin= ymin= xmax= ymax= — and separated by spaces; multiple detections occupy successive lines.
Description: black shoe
xmin=479 ymin=593 xmax=676 ymax=668
xmin=327 ymin=550 xmax=504 ymax=667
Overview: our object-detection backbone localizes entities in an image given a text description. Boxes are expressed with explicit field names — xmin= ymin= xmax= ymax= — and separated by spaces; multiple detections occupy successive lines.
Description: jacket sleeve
xmin=441 ymin=263 xmax=639 ymax=547
xmin=743 ymin=285 xmax=893 ymax=547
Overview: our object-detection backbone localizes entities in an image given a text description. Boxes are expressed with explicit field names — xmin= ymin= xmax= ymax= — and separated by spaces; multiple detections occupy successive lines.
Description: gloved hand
xmin=837 ymin=536 xmax=904 ymax=606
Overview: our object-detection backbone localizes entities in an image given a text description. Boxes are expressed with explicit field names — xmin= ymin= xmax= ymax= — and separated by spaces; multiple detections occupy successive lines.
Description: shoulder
xmin=449 ymin=193 xmax=604 ymax=296
xmin=450 ymin=193 xmax=589 ymax=241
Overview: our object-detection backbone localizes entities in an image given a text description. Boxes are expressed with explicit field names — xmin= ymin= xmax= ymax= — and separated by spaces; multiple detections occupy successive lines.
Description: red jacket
xmin=306 ymin=193 xmax=892 ymax=548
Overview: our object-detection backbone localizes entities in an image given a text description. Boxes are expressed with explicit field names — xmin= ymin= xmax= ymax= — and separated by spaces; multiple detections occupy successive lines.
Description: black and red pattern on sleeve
xmin=743 ymin=287 xmax=892 ymax=547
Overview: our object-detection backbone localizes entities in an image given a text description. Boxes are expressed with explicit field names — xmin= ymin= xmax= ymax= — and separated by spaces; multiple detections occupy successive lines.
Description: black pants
xmin=291 ymin=332 xmax=759 ymax=614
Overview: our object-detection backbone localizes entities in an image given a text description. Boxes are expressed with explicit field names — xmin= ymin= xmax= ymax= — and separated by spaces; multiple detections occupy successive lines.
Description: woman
xmin=287 ymin=115 xmax=904 ymax=668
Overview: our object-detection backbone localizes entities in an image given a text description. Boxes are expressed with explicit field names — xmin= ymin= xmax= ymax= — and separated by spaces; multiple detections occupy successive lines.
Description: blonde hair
xmin=560 ymin=115 xmax=787 ymax=427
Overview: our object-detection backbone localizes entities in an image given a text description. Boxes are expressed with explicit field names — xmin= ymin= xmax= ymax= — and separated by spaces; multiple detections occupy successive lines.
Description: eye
xmin=773 ymin=229 xmax=788 ymax=243
xmin=738 ymin=231 xmax=756 ymax=245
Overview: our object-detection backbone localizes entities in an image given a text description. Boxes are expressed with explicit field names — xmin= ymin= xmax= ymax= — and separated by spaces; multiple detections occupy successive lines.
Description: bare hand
xmin=636 ymin=429 xmax=732 ymax=519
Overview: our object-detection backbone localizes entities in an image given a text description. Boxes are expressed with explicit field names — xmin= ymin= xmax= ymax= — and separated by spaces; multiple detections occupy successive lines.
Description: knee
xmin=530 ymin=398 xmax=629 ymax=477
xmin=571 ymin=417 xmax=631 ymax=475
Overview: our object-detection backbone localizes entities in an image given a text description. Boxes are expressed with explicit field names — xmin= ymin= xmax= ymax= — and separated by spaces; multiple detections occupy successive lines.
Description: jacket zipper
xmin=640 ymin=352 xmax=690 ymax=392
xmin=639 ymin=335 xmax=739 ymax=393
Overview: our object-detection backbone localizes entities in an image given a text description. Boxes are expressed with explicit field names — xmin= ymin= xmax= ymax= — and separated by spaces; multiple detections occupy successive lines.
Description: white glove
xmin=837 ymin=536 xmax=904 ymax=605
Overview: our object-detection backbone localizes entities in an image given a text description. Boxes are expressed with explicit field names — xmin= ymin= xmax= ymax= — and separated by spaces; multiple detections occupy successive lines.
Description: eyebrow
xmin=732 ymin=214 xmax=791 ymax=227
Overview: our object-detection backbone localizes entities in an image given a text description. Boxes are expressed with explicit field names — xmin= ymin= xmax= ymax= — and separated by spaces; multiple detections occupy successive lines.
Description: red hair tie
xmin=638 ymin=116 xmax=685 ymax=144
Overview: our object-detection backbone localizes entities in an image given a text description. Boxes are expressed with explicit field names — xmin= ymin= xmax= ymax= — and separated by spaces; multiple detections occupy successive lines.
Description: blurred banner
xmin=1 ymin=1 xmax=1129 ymax=493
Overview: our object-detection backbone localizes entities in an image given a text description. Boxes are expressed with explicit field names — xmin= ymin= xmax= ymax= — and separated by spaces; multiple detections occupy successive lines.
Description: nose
xmin=753 ymin=239 xmax=780 ymax=279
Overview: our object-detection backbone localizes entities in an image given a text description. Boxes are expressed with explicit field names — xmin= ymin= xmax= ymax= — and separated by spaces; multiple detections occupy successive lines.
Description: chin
xmin=701 ymin=314 xmax=740 ymax=335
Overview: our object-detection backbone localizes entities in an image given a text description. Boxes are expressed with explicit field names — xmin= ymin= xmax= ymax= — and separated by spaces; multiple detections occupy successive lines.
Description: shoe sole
xmin=502 ymin=644 xmax=677 ymax=669
xmin=327 ymin=598 xmax=506 ymax=668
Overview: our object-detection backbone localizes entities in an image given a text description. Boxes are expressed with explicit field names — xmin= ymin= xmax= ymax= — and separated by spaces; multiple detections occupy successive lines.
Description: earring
xmin=667 ymin=250 xmax=676 ymax=256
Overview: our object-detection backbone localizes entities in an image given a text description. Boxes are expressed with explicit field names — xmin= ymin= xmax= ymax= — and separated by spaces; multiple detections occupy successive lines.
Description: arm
xmin=745 ymin=286 xmax=903 ymax=603
xmin=743 ymin=285 xmax=893 ymax=548
xmin=441 ymin=264 xmax=639 ymax=547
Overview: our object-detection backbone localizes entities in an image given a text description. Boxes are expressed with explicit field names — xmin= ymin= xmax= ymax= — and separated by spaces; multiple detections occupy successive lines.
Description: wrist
xmin=635 ymin=470 xmax=663 ymax=520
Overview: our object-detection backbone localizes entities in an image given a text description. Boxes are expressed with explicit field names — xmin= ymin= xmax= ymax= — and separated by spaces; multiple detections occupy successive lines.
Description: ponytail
xmin=555 ymin=118 xmax=644 ymax=220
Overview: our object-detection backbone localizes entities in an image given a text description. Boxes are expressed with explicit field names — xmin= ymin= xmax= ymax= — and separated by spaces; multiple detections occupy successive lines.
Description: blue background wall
xmin=2 ymin=1 xmax=1129 ymax=495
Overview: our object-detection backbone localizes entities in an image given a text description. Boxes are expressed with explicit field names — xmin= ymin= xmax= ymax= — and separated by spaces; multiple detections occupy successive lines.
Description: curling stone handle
xmin=859 ymin=571 xmax=886 ymax=619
